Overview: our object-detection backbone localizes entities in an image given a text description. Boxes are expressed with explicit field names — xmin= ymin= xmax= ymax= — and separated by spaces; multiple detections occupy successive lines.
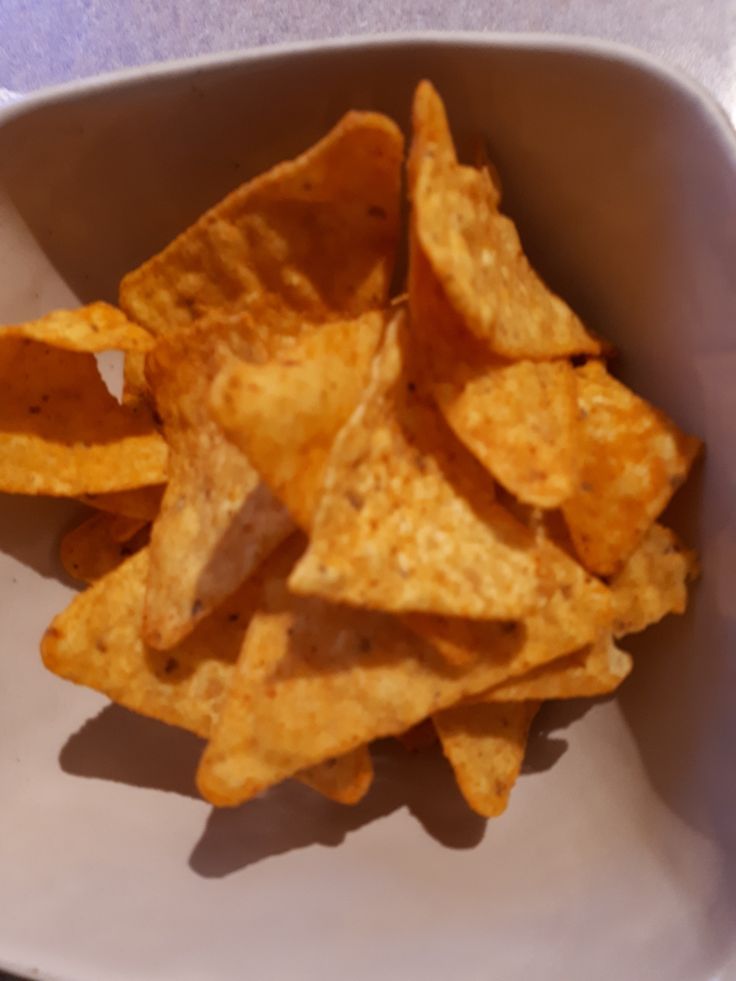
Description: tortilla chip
xmin=487 ymin=633 xmax=632 ymax=700
xmin=410 ymin=239 xmax=579 ymax=507
xmin=196 ymin=549 xmax=569 ymax=807
xmin=0 ymin=337 xmax=167 ymax=495
xmin=298 ymin=747 xmax=374 ymax=805
xmin=433 ymin=700 xmax=539 ymax=817
xmin=402 ymin=482 xmax=613 ymax=677
xmin=43 ymin=548 xmax=250 ymax=734
xmin=410 ymin=82 xmax=600 ymax=359
xmin=60 ymin=512 xmax=149 ymax=584
xmin=211 ymin=312 xmax=385 ymax=529
xmin=406 ymin=544 xmax=612 ymax=676
xmin=0 ymin=303 xmax=154 ymax=353
xmin=290 ymin=310 xmax=597 ymax=621
xmin=121 ymin=350 xmax=153 ymax=411
xmin=611 ymin=523 xmax=698 ymax=637
xmin=78 ymin=485 xmax=164 ymax=521
xmin=46 ymin=543 xmax=369 ymax=802
xmin=562 ymin=361 xmax=701 ymax=575
xmin=120 ymin=112 xmax=403 ymax=336
xmin=143 ymin=317 xmax=295 ymax=649
xmin=407 ymin=79 xmax=457 ymax=195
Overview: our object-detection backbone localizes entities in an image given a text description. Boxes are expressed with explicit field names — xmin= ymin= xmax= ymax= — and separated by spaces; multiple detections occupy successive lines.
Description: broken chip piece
xmin=611 ymin=523 xmax=699 ymax=637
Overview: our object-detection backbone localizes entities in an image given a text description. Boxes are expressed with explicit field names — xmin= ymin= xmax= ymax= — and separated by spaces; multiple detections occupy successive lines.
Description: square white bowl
xmin=1 ymin=33 xmax=734 ymax=981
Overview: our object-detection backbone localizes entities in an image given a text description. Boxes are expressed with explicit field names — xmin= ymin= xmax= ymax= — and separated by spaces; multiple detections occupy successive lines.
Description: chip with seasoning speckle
xmin=21 ymin=81 xmax=701 ymax=824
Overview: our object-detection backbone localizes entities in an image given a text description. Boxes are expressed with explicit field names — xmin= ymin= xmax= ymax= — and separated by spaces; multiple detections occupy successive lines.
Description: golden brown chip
xmin=60 ymin=512 xmax=149 ymax=584
xmin=562 ymin=361 xmax=701 ymax=575
xmin=45 ymin=543 xmax=369 ymax=803
xmin=120 ymin=112 xmax=403 ymax=336
xmin=0 ymin=303 xmax=154 ymax=353
xmin=406 ymin=544 xmax=612 ymax=678
xmin=407 ymin=492 xmax=611 ymax=675
xmin=121 ymin=350 xmax=153 ymax=412
xmin=43 ymin=548 xmax=248 ymax=735
xmin=433 ymin=700 xmax=539 ymax=817
xmin=78 ymin=485 xmax=165 ymax=521
xmin=611 ymin=523 xmax=698 ymax=637
xmin=403 ymin=487 xmax=614 ymax=678
xmin=0 ymin=338 xmax=167 ymax=495
xmin=410 ymin=82 xmax=600 ymax=359
xmin=487 ymin=633 xmax=632 ymax=701
xmin=409 ymin=237 xmax=580 ymax=508
xmin=436 ymin=356 xmax=580 ymax=510
xmin=298 ymin=747 xmax=374 ymax=805
xmin=143 ymin=317 xmax=295 ymax=649
xmin=407 ymin=79 xmax=457 ymax=195
xmin=196 ymin=545 xmax=573 ymax=807
xmin=211 ymin=312 xmax=385 ymax=529
xmin=290 ymin=310 xmax=598 ymax=621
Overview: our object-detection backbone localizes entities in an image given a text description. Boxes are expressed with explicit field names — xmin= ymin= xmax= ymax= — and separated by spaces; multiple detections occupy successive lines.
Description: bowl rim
xmin=0 ymin=30 xmax=734 ymax=153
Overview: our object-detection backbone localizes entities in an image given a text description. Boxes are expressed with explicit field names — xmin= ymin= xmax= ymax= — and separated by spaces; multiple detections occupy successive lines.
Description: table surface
xmin=0 ymin=3 xmax=733 ymax=981
xmin=0 ymin=0 xmax=735 ymax=121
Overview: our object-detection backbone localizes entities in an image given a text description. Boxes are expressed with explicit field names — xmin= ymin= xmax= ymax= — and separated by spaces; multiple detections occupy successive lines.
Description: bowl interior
xmin=0 ymin=36 xmax=734 ymax=981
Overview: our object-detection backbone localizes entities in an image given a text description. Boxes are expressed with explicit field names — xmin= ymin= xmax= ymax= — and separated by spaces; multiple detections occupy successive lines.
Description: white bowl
xmin=1 ymin=33 xmax=734 ymax=981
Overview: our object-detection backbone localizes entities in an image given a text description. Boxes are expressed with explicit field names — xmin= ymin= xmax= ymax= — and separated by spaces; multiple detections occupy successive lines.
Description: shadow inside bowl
xmin=58 ymin=700 xmax=590 ymax=878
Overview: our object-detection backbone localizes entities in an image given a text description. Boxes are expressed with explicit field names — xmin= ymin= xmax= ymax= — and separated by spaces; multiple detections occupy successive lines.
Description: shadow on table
xmin=58 ymin=697 xmax=589 ymax=879
xmin=60 ymin=703 xmax=202 ymax=798
xmin=0 ymin=493 xmax=82 ymax=585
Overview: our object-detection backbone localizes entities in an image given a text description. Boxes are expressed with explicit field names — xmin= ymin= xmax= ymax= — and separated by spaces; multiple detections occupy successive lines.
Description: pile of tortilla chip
xmin=5 ymin=83 xmax=700 ymax=818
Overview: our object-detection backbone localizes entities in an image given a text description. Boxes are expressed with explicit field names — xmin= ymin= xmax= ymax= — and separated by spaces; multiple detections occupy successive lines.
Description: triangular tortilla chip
xmin=407 ymin=78 xmax=457 ymax=194
xmin=44 ymin=544 xmax=368 ymax=802
xmin=433 ymin=700 xmax=539 ymax=817
xmin=43 ymin=548 xmax=247 ymax=735
xmin=405 ymin=550 xmax=612 ymax=677
xmin=197 ymin=551 xmax=555 ymax=807
xmin=120 ymin=111 xmax=403 ymax=336
xmin=0 ymin=302 xmax=154 ymax=353
xmin=562 ymin=361 xmax=701 ymax=575
xmin=124 ymin=111 xmax=403 ymax=648
xmin=198 ymin=535 xmax=610 ymax=808
xmin=0 ymin=337 xmax=167 ymax=495
xmin=143 ymin=317 xmax=295 ymax=649
xmin=290 ymin=310 xmax=599 ymax=621
xmin=611 ymin=523 xmax=699 ymax=637
xmin=410 ymin=81 xmax=600 ymax=359
xmin=409 ymin=239 xmax=579 ymax=507
xmin=210 ymin=312 xmax=385 ymax=529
